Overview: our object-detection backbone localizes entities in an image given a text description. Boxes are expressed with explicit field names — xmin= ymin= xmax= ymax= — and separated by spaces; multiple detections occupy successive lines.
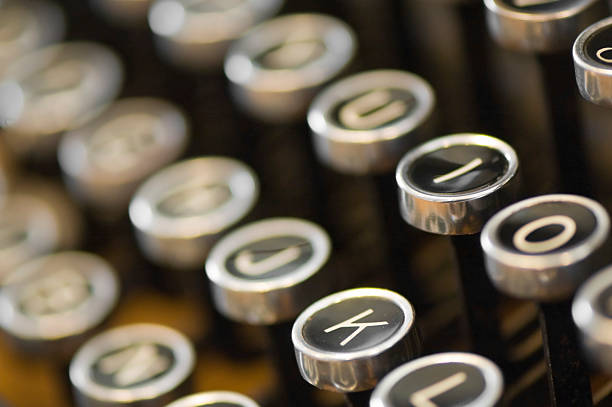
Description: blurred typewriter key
xmin=0 ymin=0 xmax=65 ymax=72
xmin=0 ymin=42 xmax=123 ymax=159
xmin=369 ymin=352 xmax=504 ymax=407
xmin=148 ymin=0 xmax=283 ymax=70
xmin=70 ymin=323 xmax=195 ymax=407
xmin=129 ymin=157 xmax=258 ymax=272
xmin=292 ymin=287 xmax=420 ymax=407
xmin=574 ymin=17 xmax=612 ymax=108
xmin=225 ymin=13 xmax=356 ymax=123
xmin=0 ymin=251 xmax=119 ymax=359
xmin=91 ymin=0 xmax=153 ymax=27
xmin=309 ymin=69 xmax=435 ymax=175
xmin=481 ymin=194 xmax=611 ymax=406
xmin=165 ymin=391 xmax=260 ymax=407
xmin=0 ymin=184 xmax=83 ymax=282
xmin=396 ymin=133 xmax=518 ymax=366
xmin=484 ymin=0 xmax=606 ymax=197
xmin=206 ymin=217 xmax=331 ymax=406
xmin=573 ymin=264 xmax=612 ymax=374
xmin=58 ymin=97 xmax=189 ymax=219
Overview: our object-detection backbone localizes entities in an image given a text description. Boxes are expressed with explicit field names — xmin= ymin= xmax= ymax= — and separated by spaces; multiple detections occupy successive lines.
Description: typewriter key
xmin=0 ymin=0 xmax=65 ymax=73
xmin=481 ymin=194 xmax=610 ymax=406
xmin=574 ymin=17 xmax=612 ymax=108
xmin=573 ymin=264 xmax=612 ymax=373
xmin=225 ymin=13 xmax=356 ymax=123
xmin=292 ymin=288 xmax=420 ymax=406
xmin=149 ymin=0 xmax=283 ymax=70
xmin=206 ymin=217 xmax=331 ymax=406
xmin=59 ymin=98 xmax=189 ymax=218
xmin=165 ymin=391 xmax=259 ymax=407
xmin=70 ymin=323 xmax=195 ymax=407
xmin=370 ymin=352 xmax=504 ymax=407
xmin=0 ymin=252 xmax=119 ymax=358
xmin=91 ymin=0 xmax=153 ymax=26
xmin=129 ymin=157 xmax=258 ymax=271
xmin=396 ymin=133 xmax=518 ymax=366
xmin=0 ymin=42 xmax=123 ymax=158
xmin=309 ymin=70 xmax=435 ymax=175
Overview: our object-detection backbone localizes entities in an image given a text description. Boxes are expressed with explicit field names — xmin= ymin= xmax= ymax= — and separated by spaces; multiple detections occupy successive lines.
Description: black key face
xmin=156 ymin=184 xmax=232 ymax=218
xmin=255 ymin=40 xmax=327 ymax=70
xmin=330 ymin=89 xmax=418 ymax=131
xmin=496 ymin=202 xmax=596 ymax=255
xmin=388 ymin=362 xmax=486 ymax=406
xmin=91 ymin=343 xmax=176 ymax=389
xmin=595 ymin=285 xmax=612 ymax=318
xmin=585 ymin=25 xmax=612 ymax=67
xmin=225 ymin=236 xmax=313 ymax=280
xmin=17 ymin=268 xmax=92 ymax=317
xmin=405 ymin=145 xmax=509 ymax=195
xmin=303 ymin=297 xmax=404 ymax=353
xmin=499 ymin=0 xmax=576 ymax=12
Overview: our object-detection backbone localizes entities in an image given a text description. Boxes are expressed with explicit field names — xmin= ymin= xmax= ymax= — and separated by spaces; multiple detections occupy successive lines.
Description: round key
xmin=206 ymin=217 xmax=332 ymax=324
xmin=484 ymin=0 xmax=606 ymax=53
xmin=370 ymin=352 xmax=504 ymax=407
xmin=308 ymin=69 xmax=435 ymax=175
xmin=225 ymin=13 xmax=357 ymax=123
xmin=165 ymin=391 xmax=260 ymax=407
xmin=0 ymin=0 xmax=65 ymax=72
xmin=397 ymin=133 xmax=519 ymax=236
xmin=0 ymin=186 xmax=83 ymax=282
xmin=90 ymin=0 xmax=153 ymax=26
xmin=206 ymin=217 xmax=331 ymax=406
xmin=0 ymin=252 xmax=119 ymax=358
xmin=0 ymin=42 xmax=123 ymax=158
xmin=148 ymin=0 xmax=283 ymax=70
xmin=574 ymin=17 xmax=612 ymax=108
xmin=481 ymin=194 xmax=609 ymax=406
xmin=396 ymin=133 xmax=518 ymax=369
xmin=59 ymin=97 xmax=189 ymax=217
xmin=573 ymin=264 xmax=612 ymax=373
xmin=70 ymin=323 xmax=195 ymax=407
xmin=481 ymin=194 xmax=609 ymax=301
xmin=292 ymin=287 xmax=420 ymax=401
xmin=129 ymin=157 xmax=258 ymax=270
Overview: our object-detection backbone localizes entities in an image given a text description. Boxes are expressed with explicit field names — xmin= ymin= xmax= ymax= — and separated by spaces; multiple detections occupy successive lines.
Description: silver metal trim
xmin=164 ymin=391 xmax=260 ymax=407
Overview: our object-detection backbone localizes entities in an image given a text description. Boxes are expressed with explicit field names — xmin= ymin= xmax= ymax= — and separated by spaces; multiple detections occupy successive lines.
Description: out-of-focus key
xmin=225 ymin=13 xmax=356 ymax=123
xmin=309 ymin=69 xmax=435 ymax=175
xmin=0 ymin=182 xmax=83 ymax=282
xmin=370 ymin=352 xmax=504 ymax=407
xmin=482 ymin=194 xmax=610 ymax=406
xmin=206 ymin=217 xmax=331 ymax=406
xmin=0 ymin=0 xmax=65 ymax=72
xmin=573 ymin=264 xmax=612 ymax=373
xmin=0 ymin=252 xmax=119 ymax=359
xmin=149 ymin=0 xmax=283 ymax=70
xmin=165 ymin=391 xmax=260 ymax=407
xmin=70 ymin=323 xmax=195 ymax=407
xmin=0 ymin=42 xmax=123 ymax=159
xmin=129 ymin=157 xmax=258 ymax=271
xmin=59 ymin=97 xmax=189 ymax=218
xmin=292 ymin=287 xmax=420 ymax=406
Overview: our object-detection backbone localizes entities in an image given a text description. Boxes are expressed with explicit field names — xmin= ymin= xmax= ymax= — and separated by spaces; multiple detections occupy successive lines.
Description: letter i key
xmin=396 ymin=133 xmax=519 ymax=368
xmin=481 ymin=194 xmax=611 ymax=406
xmin=292 ymin=288 xmax=421 ymax=407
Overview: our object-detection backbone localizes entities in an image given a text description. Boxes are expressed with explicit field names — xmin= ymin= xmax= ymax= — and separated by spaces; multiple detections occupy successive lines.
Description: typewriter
xmin=2 ymin=0 xmax=612 ymax=406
